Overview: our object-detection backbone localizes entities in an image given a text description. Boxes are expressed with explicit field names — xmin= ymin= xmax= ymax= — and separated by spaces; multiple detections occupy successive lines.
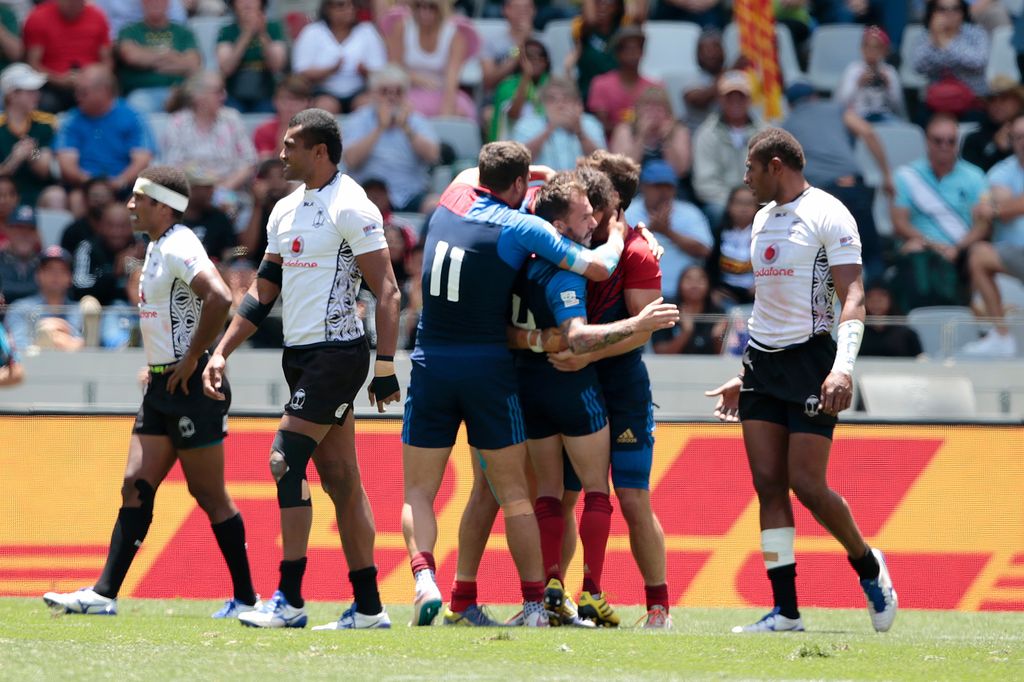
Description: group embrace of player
xmin=42 ymin=108 xmax=898 ymax=635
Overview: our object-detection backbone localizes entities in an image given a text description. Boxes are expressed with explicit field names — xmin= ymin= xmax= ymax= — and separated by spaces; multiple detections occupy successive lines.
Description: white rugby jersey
xmin=266 ymin=173 xmax=386 ymax=348
xmin=138 ymin=224 xmax=215 ymax=365
xmin=747 ymin=186 xmax=861 ymax=349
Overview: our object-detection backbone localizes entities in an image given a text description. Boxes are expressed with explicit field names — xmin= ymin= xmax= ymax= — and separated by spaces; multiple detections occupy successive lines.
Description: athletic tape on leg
xmin=761 ymin=527 xmax=796 ymax=569
xmin=271 ymin=430 xmax=317 ymax=508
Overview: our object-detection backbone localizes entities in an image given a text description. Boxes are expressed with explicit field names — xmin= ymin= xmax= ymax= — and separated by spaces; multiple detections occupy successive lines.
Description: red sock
xmin=645 ymin=583 xmax=669 ymax=612
xmin=410 ymin=551 xmax=435 ymax=576
xmin=534 ymin=496 xmax=564 ymax=581
xmin=521 ymin=580 xmax=544 ymax=603
xmin=450 ymin=579 xmax=477 ymax=613
xmin=580 ymin=491 xmax=613 ymax=594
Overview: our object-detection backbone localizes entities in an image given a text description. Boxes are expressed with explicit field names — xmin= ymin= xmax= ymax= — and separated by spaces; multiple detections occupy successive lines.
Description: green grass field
xmin=2 ymin=598 xmax=1022 ymax=681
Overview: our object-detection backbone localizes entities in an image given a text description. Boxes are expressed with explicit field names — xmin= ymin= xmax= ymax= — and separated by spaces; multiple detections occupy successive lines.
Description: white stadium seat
xmin=807 ymin=24 xmax=866 ymax=93
xmin=906 ymin=306 xmax=981 ymax=358
xmin=859 ymin=374 xmax=977 ymax=417
xmin=188 ymin=16 xmax=232 ymax=70
xmin=430 ymin=116 xmax=482 ymax=163
xmin=542 ymin=19 xmax=575 ymax=78
xmin=899 ymin=24 xmax=928 ymax=91
xmin=854 ymin=120 xmax=926 ymax=187
xmin=986 ymin=25 xmax=1022 ymax=83
xmin=640 ymin=21 xmax=701 ymax=80
xmin=36 ymin=208 xmax=74 ymax=249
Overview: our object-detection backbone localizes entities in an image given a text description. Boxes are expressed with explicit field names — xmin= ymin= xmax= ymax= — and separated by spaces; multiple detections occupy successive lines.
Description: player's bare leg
xmin=310 ymin=413 xmax=389 ymax=628
xmin=402 ymin=443 xmax=452 ymax=625
xmin=735 ymin=419 xmax=803 ymax=633
xmin=45 ymin=435 xmax=176 ymax=614
xmin=446 ymin=449 xmax=501 ymax=626
xmin=478 ymin=443 xmax=548 ymax=626
xmin=560 ymin=490 xmax=579 ymax=577
xmin=616 ymin=487 xmax=666 ymax=611
xmin=179 ymin=443 xmax=258 ymax=614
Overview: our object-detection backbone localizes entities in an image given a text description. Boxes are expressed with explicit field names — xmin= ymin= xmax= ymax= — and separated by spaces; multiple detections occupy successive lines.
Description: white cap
xmin=0 ymin=63 xmax=46 ymax=96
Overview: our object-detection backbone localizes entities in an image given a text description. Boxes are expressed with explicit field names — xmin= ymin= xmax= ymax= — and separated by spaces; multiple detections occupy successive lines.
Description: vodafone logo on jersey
xmin=290 ymin=236 xmax=304 ymax=255
xmin=755 ymin=242 xmax=794 ymax=277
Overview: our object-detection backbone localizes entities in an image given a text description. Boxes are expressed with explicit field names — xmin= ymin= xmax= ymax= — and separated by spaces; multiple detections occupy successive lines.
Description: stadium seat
xmin=461 ymin=18 xmax=509 ymax=88
xmin=188 ymin=16 xmax=232 ymax=70
xmin=639 ymin=21 xmax=701 ymax=80
xmin=542 ymin=19 xmax=576 ymax=78
xmin=722 ymin=21 xmax=805 ymax=87
xmin=986 ymin=25 xmax=1022 ymax=83
xmin=958 ymin=121 xmax=980 ymax=152
xmin=430 ymin=116 xmax=482 ymax=163
xmin=859 ymin=373 xmax=977 ymax=417
xmin=36 ymin=208 xmax=74 ymax=249
xmin=806 ymin=24 xmax=865 ymax=93
xmin=996 ymin=273 xmax=1024 ymax=313
xmin=898 ymin=24 xmax=928 ymax=91
xmin=853 ymin=120 xmax=926 ymax=187
xmin=906 ymin=305 xmax=981 ymax=358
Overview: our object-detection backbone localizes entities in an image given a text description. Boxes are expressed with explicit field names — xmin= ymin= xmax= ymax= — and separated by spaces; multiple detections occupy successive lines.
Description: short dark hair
xmin=579 ymin=150 xmax=639 ymax=210
xmin=573 ymin=164 xmax=615 ymax=214
xmin=478 ymin=141 xmax=530 ymax=193
xmin=256 ymin=157 xmax=284 ymax=178
xmin=924 ymin=0 xmax=970 ymax=27
xmin=138 ymin=165 xmax=191 ymax=217
xmin=534 ymin=172 xmax=585 ymax=224
xmin=748 ymin=127 xmax=805 ymax=171
xmin=288 ymin=108 xmax=343 ymax=164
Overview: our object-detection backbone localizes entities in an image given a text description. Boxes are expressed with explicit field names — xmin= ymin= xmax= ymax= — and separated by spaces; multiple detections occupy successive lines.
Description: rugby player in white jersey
xmin=204 ymin=109 xmax=402 ymax=630
xmin=43 ymin=166 xmax=259 ymax=618
xmin=706 ymin=128 xmax=897 ymax=634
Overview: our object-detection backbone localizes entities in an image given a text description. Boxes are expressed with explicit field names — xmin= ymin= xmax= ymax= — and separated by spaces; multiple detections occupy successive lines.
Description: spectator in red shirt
xmin=586 ymin=26 xmax=660 ymax=138
xmin=24 ymin=0 xmax=114 ymax=113
xmin=252 ymin=75 xmax=312 ymax=160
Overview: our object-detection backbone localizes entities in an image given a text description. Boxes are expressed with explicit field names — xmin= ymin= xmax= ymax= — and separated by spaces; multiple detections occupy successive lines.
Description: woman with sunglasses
xmin=380 ymin=0 xmax=479 ymax=118
xmin=292 ymin=0 xmax=388 ymax=114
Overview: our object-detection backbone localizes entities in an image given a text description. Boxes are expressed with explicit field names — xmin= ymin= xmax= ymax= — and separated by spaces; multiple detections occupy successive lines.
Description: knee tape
xmin=134 ymin=479 xmax=156 ymax=518
xmin=503 ymin=498 xmax=534 ymax=518
xmin=271 ymin=430 xmax=317 ymax=508
xmin=761 ymin=527 xmax=796 ymax=570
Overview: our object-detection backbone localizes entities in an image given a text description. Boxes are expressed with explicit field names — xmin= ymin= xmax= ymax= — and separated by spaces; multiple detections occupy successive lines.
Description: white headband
xmin=133 ymin=177 xmax=189 ymax=212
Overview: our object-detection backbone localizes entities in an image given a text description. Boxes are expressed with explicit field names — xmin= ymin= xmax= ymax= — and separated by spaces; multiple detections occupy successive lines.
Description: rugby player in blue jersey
xmin=401 ymin=142 xmax=632 ymax=627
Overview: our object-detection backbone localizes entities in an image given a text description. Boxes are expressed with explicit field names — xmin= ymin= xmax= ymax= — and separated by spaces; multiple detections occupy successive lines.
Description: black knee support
xmin=271 ymin=430 xmax=317 ymax=508
xmin=134 ymin=479 xmax=156 ymax=518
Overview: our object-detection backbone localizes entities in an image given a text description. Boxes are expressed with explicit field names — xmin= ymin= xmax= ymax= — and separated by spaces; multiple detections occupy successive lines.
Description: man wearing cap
xmin=586 ymin=27 xmax=661 ymax=137
xmin=625 ymin=159 xmax=713 ymax=300
xmin=782 ymin=80 xmax=892 ymax=280
xmin=962 ymin=75 xmax=1024 ymax=173
xmin=43 ymin=164 xmax=261 ymax=620
xmin=0 ymin=63 xmax=60 ymax=208
xmin=693 ymin=70 xmax=766 ymax=225
xmin=181 ymin=167 xmax=237 ymax=262
xmin=5 ymin=243 xmax=84 ymax=351
xmin=342 ymin=65 xmax=441 ymax=214
xmin=0 ymin=204 xmax=43 ymax=304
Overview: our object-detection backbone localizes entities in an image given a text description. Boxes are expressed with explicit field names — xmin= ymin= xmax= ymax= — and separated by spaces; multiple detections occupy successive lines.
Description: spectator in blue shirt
xmin=5 ymin=245 xmax=84 ymax=351
xmin=54 ymin=65 xmax=155 ymax=197
xmin=624 ymin=159 xmax=713 ymax=301
xmin=342 ymin=64 xmax=441 ymax=213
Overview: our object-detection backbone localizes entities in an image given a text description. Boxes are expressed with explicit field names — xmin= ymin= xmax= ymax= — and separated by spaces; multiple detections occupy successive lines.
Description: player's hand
xmin=541 ymin=327 xmax=568 ymax=352
xmin=166 ymin=354 xmax=199 ymax=396
xmin=368 ymin=359 xmax=400 ymax=413
xmin=635 ymin=222 xmax=665 ymax=261
xmin=203 ymin=353 xmax=228 ymax=401
xmin=547 ymin=348 xmax=590 ymax=372
xmin=636 ymin=297 xmax=680 ymax=332
xmin=820 ymin=370 xmax=853 ymax=416
xmin=704 ymin=375 xmax=742 ymax=422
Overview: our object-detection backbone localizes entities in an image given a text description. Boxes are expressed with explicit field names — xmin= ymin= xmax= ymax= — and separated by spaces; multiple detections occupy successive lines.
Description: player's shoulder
xmin=623 ymin=228 xmax=655 ymax=258
xmin=269 ymin=184 xmax=305 ymax=220
xmin=752 ymin=201 xmax=776 ymax=230
xmin=162 ymin=223 xmax=207 ymax=255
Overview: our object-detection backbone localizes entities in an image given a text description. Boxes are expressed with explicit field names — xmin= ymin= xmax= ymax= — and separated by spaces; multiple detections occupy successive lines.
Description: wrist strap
xmin=832 ymin=320 xmax=865 ymax=376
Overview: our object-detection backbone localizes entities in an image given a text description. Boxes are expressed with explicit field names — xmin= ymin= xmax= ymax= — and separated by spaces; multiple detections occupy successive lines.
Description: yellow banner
xmin=2 ymin=417 xmax=1022 ymax=609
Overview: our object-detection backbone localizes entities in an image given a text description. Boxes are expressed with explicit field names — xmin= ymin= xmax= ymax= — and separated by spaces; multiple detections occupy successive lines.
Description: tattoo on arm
xmin=562 ymin=316 xmax=637 ymax=354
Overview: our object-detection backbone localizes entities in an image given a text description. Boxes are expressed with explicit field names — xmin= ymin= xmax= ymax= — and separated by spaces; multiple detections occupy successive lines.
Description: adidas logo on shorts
xmin=616 ymin=428 xmax=637 ymax=445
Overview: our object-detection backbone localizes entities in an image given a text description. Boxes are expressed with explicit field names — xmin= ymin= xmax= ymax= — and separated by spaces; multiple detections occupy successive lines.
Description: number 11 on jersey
xmin=429 ymin=240 xmax=466 ymax=303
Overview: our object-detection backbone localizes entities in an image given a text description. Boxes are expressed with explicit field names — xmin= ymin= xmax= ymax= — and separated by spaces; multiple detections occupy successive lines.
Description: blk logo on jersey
xmin=291 ymin=236 xmax=304 ymax=255
xmin=762 ymin=243 xmax=780 ymax=264
xmin=290 ymin=389 xmax=306 ymax=411
xmin=178 ymin=416 xmax=195 ymax=438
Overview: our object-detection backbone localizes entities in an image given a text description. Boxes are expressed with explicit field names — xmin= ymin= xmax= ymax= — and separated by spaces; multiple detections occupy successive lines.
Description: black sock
xmin=94 ymin=507 xmax=152 ymax=599
xmin=350 ymin=566 xmax=383 ymax=615
xmin=849 ymin=548 xmax=880 ymax=581
xmin=211 ymin=513 xmax=257 ymax=605
xmin=767 ymin=563 xmax=799 ymax=619
xmin=278 ymin=558 xmax=307 ymax=607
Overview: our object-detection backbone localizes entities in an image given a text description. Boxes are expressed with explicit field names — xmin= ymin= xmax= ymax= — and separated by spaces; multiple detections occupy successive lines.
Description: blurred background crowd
xmin=1 ymin=0 xmax=1024 ymax=376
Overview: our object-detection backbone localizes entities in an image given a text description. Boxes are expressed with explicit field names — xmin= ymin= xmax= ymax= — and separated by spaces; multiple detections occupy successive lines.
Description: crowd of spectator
xmin=1 ymin=0 xmax=1024 ymax=362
